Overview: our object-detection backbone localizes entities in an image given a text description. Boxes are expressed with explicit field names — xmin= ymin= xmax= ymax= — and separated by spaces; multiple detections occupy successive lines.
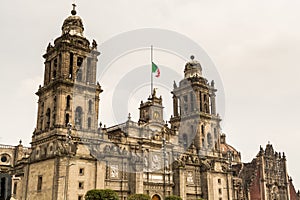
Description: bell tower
xmin=25 ymin=5 xmax=103 ymax=200
xmin=170 ymin=56 xmax=221 ymax=155
xmin=32 ymin=4 xmax=102 ymax=157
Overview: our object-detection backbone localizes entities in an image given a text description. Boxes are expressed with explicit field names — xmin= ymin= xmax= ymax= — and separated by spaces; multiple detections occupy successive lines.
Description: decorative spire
xmin=190 ymin=55 xmax=195 ymax=61
xmin=71 ymin=3 xmax=77 ymax=15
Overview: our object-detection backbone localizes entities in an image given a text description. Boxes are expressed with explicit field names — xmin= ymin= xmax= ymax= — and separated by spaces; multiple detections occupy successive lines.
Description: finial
xmin=19 ymin=139 xmax=22 ymax=145
xmin=152 ymin=88 xmax=157 ymax=97
xmin=128 ymin=113 xmax=131 ymax=120
xmin=190 ymin=55 xmax=195 ymax=60
xmin=71 ymin=3 xmax=77 ymax=15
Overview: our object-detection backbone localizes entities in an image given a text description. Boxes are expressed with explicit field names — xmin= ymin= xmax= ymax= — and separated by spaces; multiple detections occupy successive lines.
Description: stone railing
xmin=0 ymin=144 xmax=15 ymax=149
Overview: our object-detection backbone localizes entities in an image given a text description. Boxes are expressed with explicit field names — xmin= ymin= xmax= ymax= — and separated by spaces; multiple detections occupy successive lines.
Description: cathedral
xmin=0 ymin=5 xmax=299 ymax=200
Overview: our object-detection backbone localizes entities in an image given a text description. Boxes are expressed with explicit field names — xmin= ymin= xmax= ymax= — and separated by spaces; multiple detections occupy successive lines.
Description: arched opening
xmin=65 ymin=114 xmax=70 ymax=127
xmin=75 ymin=107 xmax=83 ymax=128
xmin=152 ymin=194 xmax=161 ymax=200
xmin=46 ymin=108 xmax=51 ymax=128
xmin=66 ymin=95 xmax=71 ymax=110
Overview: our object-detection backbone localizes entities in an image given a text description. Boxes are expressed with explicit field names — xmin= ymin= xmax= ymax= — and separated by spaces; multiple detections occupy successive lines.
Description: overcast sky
xmin=1 ymin=0 xmax=300 ymax=188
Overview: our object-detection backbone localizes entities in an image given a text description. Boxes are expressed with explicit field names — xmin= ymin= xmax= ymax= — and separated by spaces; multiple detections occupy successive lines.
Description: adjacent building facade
xmin=0 ymin=5 xmax=299 ymax=200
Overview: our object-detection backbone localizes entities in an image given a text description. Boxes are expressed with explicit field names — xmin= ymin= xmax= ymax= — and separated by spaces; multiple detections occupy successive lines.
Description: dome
xmin=61 ymin=5 xmax=84 ymax=37
xmin=184 ymin=55 xmax=202 ymax=78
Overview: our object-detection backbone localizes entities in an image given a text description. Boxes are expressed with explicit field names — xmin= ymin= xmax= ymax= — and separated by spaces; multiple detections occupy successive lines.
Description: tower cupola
xmin=184 ymin=55 xmax=202 ymax=78
xmin=62 ymin=4 xmax=84 ymax=37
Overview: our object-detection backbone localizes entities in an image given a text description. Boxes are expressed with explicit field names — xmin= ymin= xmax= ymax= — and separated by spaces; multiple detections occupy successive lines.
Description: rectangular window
xmin=78 ymin=195 xmax=83 ymax=200
xmin=218 ymin=178 xmax=221 ymax=184
xmin=37 ymin=176 xmax=43 ymax=192
xmin=218 ymin=188 xmax=222 ymax=195
xmin=13 ymin=182 xmax=17 ymax=195
xmin=78 ymin=182 xmax=84 ymax=189
xmin=79 ymin=168 xmax=84 ymax=176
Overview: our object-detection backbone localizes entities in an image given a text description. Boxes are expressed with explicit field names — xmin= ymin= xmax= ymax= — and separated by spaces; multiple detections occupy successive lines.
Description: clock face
xmin=153 ymin=111 xmax=160 ymax=120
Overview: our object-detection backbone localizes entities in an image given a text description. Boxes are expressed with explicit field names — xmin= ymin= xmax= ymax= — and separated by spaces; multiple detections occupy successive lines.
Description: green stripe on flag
xmin=152 ymin=62 xmax=158 ymax=73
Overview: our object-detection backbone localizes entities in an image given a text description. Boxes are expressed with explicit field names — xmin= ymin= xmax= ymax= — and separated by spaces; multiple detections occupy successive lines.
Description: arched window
xmin=66 ymin=95 xmax=71 ymax=110
xmin=88 ymin=100 xmax=93 ymax=113
xmin=88 ymin=117 xmax=91 ymax=129
xmin=46 ymin=108 xmax=51 ymax=128
xmin=75 ymin=107 xmax=83 ymax=128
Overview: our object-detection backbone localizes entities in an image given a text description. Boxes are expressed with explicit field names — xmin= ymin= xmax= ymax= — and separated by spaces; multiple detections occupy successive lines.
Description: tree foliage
xmin=128 ymin=194 xmax=151 ymax=200
xmin=165 ymin=195 xmax=182 ymax=200
xmin=85 ymin=189 xmax=119 ymax=200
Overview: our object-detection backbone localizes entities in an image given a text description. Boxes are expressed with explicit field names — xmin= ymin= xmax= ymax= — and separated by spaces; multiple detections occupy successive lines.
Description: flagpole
xmin=151 ymin=45 xmax=153 ymax=95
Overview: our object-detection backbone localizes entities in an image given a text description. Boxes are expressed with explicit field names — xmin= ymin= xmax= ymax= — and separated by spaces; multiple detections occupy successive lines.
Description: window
xmin=88 ymin=100 xmax=93 ymax=113
xmin=46 ymin=108 xmax=51 ymax=128
xmin=77 ymin=57 xmax=83 ymax=67
xmin=78 ymin=182 xmax=84 ymax=189
xmin=37 ymin=176 xmax=43 ymax=192
xmin=75 ymin=107 xmax=83 ymax=128
xmin=53 ymin=58 xmax=57 ymax=78
xmin=218 ymin=188 xmax=222 ymax=195
xmin=65 ymin=114 xmax=70 ymax=127
xmin=218 ymin=178 xmax=221 ymax=184
xmin=88 ymin=118 xmax=91 ymax=129
xmin=66 ymin=95 xmax=71 ymax=110
xmin=79 ymin=168 xmax=84 ymax=176
xmin=13 ymin=182 xmax=17 ymax=195
xmin=1 ymin=155 xmax=7 ymax=163
xmin=78 ymin=196 xmax=83 ymax=200
xmin=201 ymin=125 xmax=205 ymax=136
xmin=69 ymin=52 xmax=74 ymax=78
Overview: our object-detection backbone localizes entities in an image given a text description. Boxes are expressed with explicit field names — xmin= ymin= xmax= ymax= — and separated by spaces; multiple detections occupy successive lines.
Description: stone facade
xmin=0 ymin=5 xmax=299 ymax=200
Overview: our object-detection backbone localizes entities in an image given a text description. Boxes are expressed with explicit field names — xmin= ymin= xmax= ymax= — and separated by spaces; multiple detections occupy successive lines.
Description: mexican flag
xmin=152 ymin=62 xmax=160 ymax=78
